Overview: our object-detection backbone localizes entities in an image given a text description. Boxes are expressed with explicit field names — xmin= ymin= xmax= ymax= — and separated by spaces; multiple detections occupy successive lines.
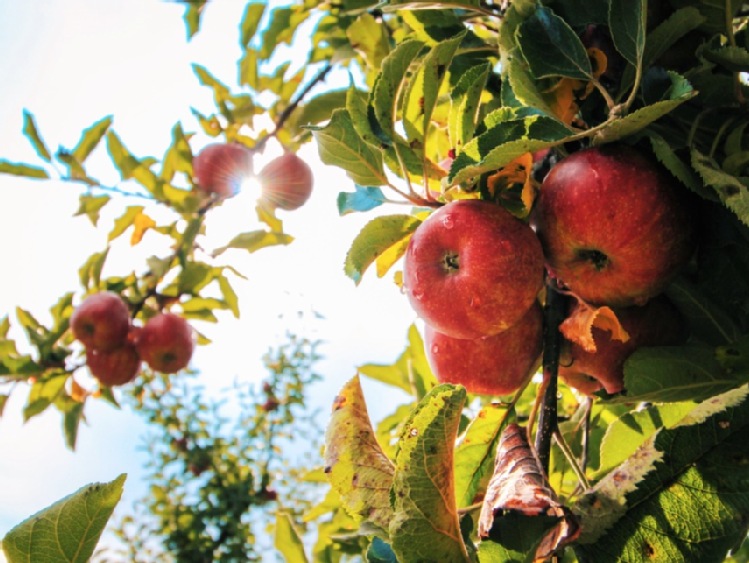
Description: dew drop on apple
xmin=431 ymin=344 xmax=440 ymax=355
xmin=412 ymin=289 xmax=425 ymax=301
xmin=442 ymin=216 xmax=454 ymax=229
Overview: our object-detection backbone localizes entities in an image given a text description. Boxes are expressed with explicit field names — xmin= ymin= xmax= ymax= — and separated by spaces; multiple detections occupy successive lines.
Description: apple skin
xmin=424 ymin=302 xmax=543 ymax=396
xmin=86 ymin=343 xmax=141 ymax=386
xmin=559 ymin=296 xmax=687 ymax=396
xmin=403 ymin=199 xmax=544 ymax=340
xmin=136 ymin=313 xmax=194 ymax=374
xmin=71 ymin=291 xmax=131 ymax=352
xmin=533 ymin=145 xmax=695 ymax=307
xmin=193 ymin=142 xmax=253 ymax=199
xmin=258 ymin=153 xmax=313 ymax=211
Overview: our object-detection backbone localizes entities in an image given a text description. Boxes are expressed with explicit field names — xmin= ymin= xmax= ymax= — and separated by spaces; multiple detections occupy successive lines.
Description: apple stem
xmin=534 ymin=279 xmax=568 ymax=476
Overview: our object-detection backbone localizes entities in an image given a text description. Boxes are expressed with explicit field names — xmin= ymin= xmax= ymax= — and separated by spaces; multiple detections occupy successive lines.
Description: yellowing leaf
xmin=323 ymin=375 xmax=395 ymax=532
xmin=560 ymin=300 xmax=629 ymax=353
xmin=130 ymin=211 xmax=156 ymax=246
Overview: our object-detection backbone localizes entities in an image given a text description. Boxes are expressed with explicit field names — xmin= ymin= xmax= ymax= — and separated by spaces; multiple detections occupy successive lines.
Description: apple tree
xmin=4 ymin=0 xmax=749 ymax=561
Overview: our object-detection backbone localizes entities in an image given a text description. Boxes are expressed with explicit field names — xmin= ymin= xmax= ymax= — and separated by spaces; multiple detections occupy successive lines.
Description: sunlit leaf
xmin=274 ymin=510 xmax=308 ymax=563
xmin=24 ymin=373 xmax=68 ymax=421
xmin=344 ymin=214 xmax=421 ymax=284
xmin=346 ymin=13 xmax=390 ymax=71
xmin=74 ymin=194 xmax=110 ymax=227
xmin=240 ymin=3 xmax=266 ymax=48
xmin=0 ymin=160 xmax=49 ymax=179
xmin=449 ymin=62 xmax=491 ymax=151
xmin=389 ymin=384 xmax=469 ymax=562
xmin=108 ymin=206 xmax=144 ymax=243
xmin=22 ymin=110 xmax=51 ymax=162
xmin=72 ymin=116 xmax=113 ymax=164
xmin=182 ymin=1 xmax=206 ymax=40
xmin=212 ymin=230 xmax=294 ymax=257
xmin=130 ymin=210 xmax=156 ymax=246
xmin=2 ymin=474 xmax=126 ymax=563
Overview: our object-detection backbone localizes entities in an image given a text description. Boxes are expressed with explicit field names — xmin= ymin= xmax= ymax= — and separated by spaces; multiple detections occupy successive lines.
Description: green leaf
xmin=22 ymin=110 xmax=51 ymax=162
xmin=346 ymin=13 xmax=390 ymax=71
xmin=516 ymin=6 xmax=593 ymax=80
xmin=389 ymin=384 xmax=469 ymax=563
xmin=259 ymin=7 xmax=307 ymax=60
xmin=608 ymin=0 xmax=646 ymax=66
xmin=182 ymin=1 xmax=206 ymax=40
xmin=692 ymin=149 xmax=749 ymax=226
xmin=24 ymin=374 xmax=68 ymax=421
xmin=106 ymin=132 xmax=160 ymax=196
xmin=450 ymin=108 xmax=571 ymax=185
xmin=240 ymin=3 xmax=266 ymax=48
xmin=212 ymin=230 xmax=294 ymax=257
xmin=595 ymin=402 xmax=697 ymax=478
xmin=358 ymin=324 xmax=436 ymax=399
xmin=593 ymin=82 xmax=696 ymax=145
xmin=402 ymin=31 xmax=466 ymax=144
xmin=108 ymin=206 xmax=144 ymax=242
xmin=575 ymin=386 xmax=749 ymax=560
xmin=666 ymin=277 xmax=742 ymax=345
xmin=2 ymin=474 xmax=126 ymax=563
xmin=337 ymin=185 xmax=387 ymax=215
xmin=216 ymin=274 xmax=240 ymax=318
xmin=620 ymin=345 xmax=747 ymax=403
xmin=344 ymin=214 xmax=421 ymax=285
xmin=323 ymin=375 xmax=395 ymax=532
xmin=274 ymin=511 xmax=309 ymax=563
xmin=311 ymin=109 xmax=388 ymax=186
xmin=64 ymin=402 xmax=85 ymax=451
xmin=371 ymin=39 xmax=426 ymax=145
xmin=78 ymin=248 xmax=109 ymax=290
xmin=72 ymin=116 xmax=113 ymax=164
xmin=647 ymin=132 xmax=711 ymax=198
xmin=296 ymin=89 xmax=348 ymax=127
xmin=449 ymin=62 xmax=491 ymax=150
xmin=160 ymin=123 xmax=193 ymax=183
xmin=454 ymin=403 xmax=508 ymax=509
xmin=0 ymin=160 xmax=49 ymax=179
xmin=74 ymin=194 xmax=110 ymax=227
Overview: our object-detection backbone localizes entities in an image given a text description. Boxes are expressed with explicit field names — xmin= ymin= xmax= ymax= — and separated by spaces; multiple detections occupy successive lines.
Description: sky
xmin=0 ymin=1 xmax=418 ymax=557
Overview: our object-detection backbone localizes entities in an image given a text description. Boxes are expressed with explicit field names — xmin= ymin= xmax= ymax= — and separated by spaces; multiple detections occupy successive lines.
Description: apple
xmin=258 ymin=152 xmax=313 ymax=210
xmin=533 ymin=145 xmax=695 ymax=307
xmin=424 ymin=302 xmax=543 ymax=396
xmin=71 ymin=291 xmax=131 ymax=352
xmin=136 ymin=312 xmax=194 ymax=374
xmin=559 ymin=296 xmax=687 ymax=396
xmin=403 ymin=199 xmax=544 ymax=339
xmin=86 ymin=343 xmax=141 ymax=386
xmin=193 ymin=142 xmax=253 ymax=199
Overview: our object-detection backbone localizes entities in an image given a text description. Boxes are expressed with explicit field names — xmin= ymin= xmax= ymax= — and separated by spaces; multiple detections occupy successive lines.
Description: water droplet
xmin=431 ymin=344 xmax=440 ymax=355
xmin=442 ymin=216 xmax=454 ymax=229
xmin=412 ymin=289 xmax=425 ymax=301
xmin=470 ymin=296 xmax=482 ymax=307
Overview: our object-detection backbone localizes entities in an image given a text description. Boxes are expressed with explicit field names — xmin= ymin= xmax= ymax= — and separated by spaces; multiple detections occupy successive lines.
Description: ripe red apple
xmin=258 ymin=152 xmax=313 ymax=210
xmin=559 ymin=296 xmax=687 ymax=396
xmin=193 ymin=142 xmax=253 ymax=199
xmin=71 ymin=291 xmax=131 ymax=352
xmin=424 ymin=302 xmax=543 ymax=396
xmin=136 ymin=313 xmax=194 ymax=374
xmin=533 ymin=145 xmax=695 ymax=307
xmin=86 ymin=343 xmax=141 ymax=386
xmin=403 ymin=199 xmax=544 ymax=339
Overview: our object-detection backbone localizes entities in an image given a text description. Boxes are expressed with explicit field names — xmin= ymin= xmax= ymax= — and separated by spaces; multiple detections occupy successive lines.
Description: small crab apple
xmin=559 ymin=296 xmax=687 ymax=396
xmin=193 ymin=142 xmax=253 ymax=199
xmin=403 ymin=199 xmax=544 ymax=340
xmin=86 ymin=343 xmax=141 ymax=387
xmin=136 ymin=313 xmax=194 ymax=374
xmin=425 ymin=301 xmax=543 ymax=396
xmin=258 ymin=152 xmax=313 ymax=211
xmin=71 ymin=291 xmax=131 ymax=352
xmin=534 ymin=145 xmax=695 ymax=307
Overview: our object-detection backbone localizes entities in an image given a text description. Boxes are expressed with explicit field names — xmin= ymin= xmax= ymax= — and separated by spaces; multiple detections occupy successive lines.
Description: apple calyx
xmin=575 ymin=248 xmax=609 ymax=272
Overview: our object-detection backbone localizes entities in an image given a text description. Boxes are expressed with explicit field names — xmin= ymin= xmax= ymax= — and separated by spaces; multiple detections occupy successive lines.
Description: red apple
xmin=403 ymin=199 xmax=544 ymax=339
xmin=193 ymin=142 xmax=253 ymax=199
xmin=86 ymin=343 xmax=141 ymax=386
xmin=533 ymin=145 xmax=695 ymax=307
xmin=71 ymin=291 xmax=131 ymax=352
xmin=136 ymin=313 xmax=194 ymax=374
xmin=425 ymin=302 xmax=543 ymax=396
xmin=258 ymin=152 xmax=313 ymax=211
xmin=559 ymin=296 xmax=687 ymax=396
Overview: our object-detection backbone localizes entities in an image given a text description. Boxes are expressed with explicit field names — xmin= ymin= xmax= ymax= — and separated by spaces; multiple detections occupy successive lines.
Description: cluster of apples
xmin=404 ymin=144 xmax=695 ymax=397
xmin=193 ymin=142 xmax=313 ymax=211
xmin=70 ymin=291 xmax=195 ymax=387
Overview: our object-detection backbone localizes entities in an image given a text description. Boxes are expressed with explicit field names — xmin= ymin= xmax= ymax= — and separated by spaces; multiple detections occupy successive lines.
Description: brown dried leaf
xmin=560 ymin=300 xmax=630 ymax=353
xmin=479 ymin=423 xmax=580 ymax=560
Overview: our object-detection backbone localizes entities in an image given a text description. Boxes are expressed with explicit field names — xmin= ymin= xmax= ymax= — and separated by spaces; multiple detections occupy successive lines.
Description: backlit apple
xmin=425 ymin=302 xmax=543 ymax=396
xmin=136 ymin=312 xmax=194 ymax=374
xmin=71 ymin=291 xmax=131 ymax=352
xmin=193 ymin=142 xmax=253 ymax=199
xmin=403 ymin=199 xmax=544 ymax=339
xmin=559 ymin=296 xmax=687 ymax=396
xmin=86 ymin=343 xmax=141 ymax=386
xmin=258 ymin=152 xmax=313 ymax=211
xmin=534 ymin=145 xmax=695 ymax=307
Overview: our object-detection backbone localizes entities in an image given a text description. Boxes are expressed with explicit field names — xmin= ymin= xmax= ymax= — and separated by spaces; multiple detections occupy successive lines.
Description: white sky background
xmin=0 ymin=0 xmax=417 ymax=552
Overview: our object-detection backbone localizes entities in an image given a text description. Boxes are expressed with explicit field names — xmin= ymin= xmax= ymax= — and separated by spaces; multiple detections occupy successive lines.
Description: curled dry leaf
xmin=559 ymin=299 xmax=629 ymax=353
xmin=478 ymin=423 xmax=580 ymax=560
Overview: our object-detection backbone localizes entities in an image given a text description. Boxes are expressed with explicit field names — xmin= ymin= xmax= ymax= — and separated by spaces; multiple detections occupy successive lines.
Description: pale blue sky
xmin=0 ymin=1 xmax=415 ymax=555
